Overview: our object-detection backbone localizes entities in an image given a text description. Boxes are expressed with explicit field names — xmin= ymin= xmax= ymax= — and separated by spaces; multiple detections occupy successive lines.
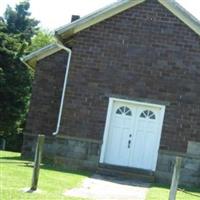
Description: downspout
xmin=52 ymin=43 xmax=72 ymax=135
xmin=21 ymin=42 xmax=72 ymax=136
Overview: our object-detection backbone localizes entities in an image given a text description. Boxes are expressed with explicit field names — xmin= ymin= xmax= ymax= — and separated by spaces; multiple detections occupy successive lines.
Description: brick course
xmin=60 ymin=0 xmax=200 ymax=152
xmin=24 ymin=0 xmax=200 ymax=155
xmin=24 ymin=50 xmax=67 ymax=136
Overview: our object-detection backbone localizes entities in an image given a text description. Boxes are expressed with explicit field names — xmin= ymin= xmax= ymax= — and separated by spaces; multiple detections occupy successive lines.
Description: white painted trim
xmin=22 ymin=0 xmax=200 ymax=68
xmin=55 ymin=0 xmax=200 ymax=40
xmin=100 ymin=97 xmax=166 ymax=170
xmin=111 ymin=97 xmax=166 ymax=109
xmin=22 ymin=0 xmax=200 ymax=67
xmin=100 ymin=98 xmax=114 ymax=163
xmin=20 ymin=57 xmax=34 ymax=72
xmin=21 ymin=44 xmax=62 ymax=68
xmin=159 ymin=0 xmax=200 ymax=36
xmin=55 ymin=0 xmax=145 ymax=39
xmin=152 ymin=105 xmax=166 ymax=170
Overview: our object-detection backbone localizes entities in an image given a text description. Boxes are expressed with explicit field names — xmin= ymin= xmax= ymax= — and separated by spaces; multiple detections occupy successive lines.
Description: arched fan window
xmin=116 ymin=106 xmax=132 ymax=116
xmin=140 ymin=110 xmax=156 ymax=119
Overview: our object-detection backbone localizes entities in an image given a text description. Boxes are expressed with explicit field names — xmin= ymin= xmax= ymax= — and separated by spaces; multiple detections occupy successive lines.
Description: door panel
xmin=130 ymin=107 xmax=160 ymax=170
xmin=104 ymin=102 xmax=135 ymax=166
xmin=117 ymin=128 xmax=131 ymax=166
xmin=103 ymin=100 xmax=164 ymax=171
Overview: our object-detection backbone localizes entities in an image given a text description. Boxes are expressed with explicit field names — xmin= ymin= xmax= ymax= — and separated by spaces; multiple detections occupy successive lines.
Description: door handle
xmin=128 ymin=140 xmax=131 ymax=148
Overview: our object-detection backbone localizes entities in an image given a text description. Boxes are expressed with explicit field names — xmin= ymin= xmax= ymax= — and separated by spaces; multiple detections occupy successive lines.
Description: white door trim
xmin=100 ymin=98 xmax=114 ymax=163
xmin=100 ymin=97 xmax=166 ymax=171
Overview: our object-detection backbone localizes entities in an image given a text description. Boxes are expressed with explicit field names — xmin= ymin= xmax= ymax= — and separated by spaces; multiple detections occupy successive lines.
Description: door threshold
xmin=98 ymin=163 xmax=154 ymax=176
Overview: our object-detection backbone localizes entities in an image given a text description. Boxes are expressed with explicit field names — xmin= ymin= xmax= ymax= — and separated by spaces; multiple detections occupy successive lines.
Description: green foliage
xmin=4 ymin=1 xmax=39 ymax=44
xmin=0 ymin=1 xmax=38 ymax=147
xmin=1 ymin=133 xmax=23 ymax=152
xmin=0 ymin=56 xmax=33 ymax=135
xmin=0 ymin=151 xmax=90 ymax=200
xmin=27 ymin=29 xmax=55 ymax=52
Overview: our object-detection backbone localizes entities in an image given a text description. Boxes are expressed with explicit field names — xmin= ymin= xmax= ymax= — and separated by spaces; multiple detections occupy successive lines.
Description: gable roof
xmin=23 ymin=0 xmax=200 ymax=67
xmin=55 ymin=0 xmax=145 ymax=40
xmin=55 ymin=0 xmax=200 ymax=40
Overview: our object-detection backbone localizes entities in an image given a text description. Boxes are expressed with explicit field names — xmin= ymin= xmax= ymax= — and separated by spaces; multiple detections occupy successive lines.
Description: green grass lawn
xmin=146 ymin=183 xmax=200 ymax=200
xmin=0 ymin=151 xmax=90 ymax=200
xmin=1 ymin=151 xmax=200 ymax=200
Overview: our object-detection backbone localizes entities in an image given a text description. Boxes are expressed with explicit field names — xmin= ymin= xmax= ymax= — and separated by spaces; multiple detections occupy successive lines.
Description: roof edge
xmin=21 ymin=43 xmax=62 ymax=68
xmin=55 ymin=0 xmax=145 ymax=39
xmin=159 ymin=0 xmax=200 ymax=36
xmin=22 ymin=0 xmax=200 ymax=68
xmin=55 ymin=0 xmax=200 ymax=40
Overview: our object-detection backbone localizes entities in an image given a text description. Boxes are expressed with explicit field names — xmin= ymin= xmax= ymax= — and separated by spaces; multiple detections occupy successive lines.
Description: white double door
xmin=103 ymin=100 xmax=165 ymax=171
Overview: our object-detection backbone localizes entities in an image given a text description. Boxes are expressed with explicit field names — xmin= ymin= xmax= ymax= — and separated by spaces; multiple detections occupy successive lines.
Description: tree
xmin=4 ymin=1 xmax=39 ymax=44
xmin=0 ymin=1 xmax=39 ymax=150
xmin=27 ymin=29 xmax=55 ymax=52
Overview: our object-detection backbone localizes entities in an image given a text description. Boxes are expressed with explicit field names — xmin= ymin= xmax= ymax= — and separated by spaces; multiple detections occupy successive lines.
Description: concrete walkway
xmin=64 ymin=174 xmax=150 ymax=200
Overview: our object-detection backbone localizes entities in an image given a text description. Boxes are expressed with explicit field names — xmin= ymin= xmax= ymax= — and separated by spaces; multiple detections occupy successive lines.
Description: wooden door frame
xmin=99 ymin=97 xmax=166 ymax=171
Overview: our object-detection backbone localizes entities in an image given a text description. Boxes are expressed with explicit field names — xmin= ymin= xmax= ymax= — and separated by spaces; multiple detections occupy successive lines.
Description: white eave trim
xmin=55 ymin=0 xmax=200 ymax=40
xmin=55 ymin=0 xmax=145 ymax=39
xmin=22 ymin=0 xmax=200 ymax=67
xmin=159 ymin=0 xmax=200 ymax=36
xmin=21 ymin=44 xmax=62 ymax=68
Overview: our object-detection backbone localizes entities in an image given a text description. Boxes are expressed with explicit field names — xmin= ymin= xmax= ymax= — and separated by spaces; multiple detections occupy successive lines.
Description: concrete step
xmin=97 ymin=164 xmax=155 ymax=183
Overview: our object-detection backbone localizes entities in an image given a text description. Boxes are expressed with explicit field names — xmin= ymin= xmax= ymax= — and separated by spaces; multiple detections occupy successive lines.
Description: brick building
xmin=22 ymin=0 xmax=200 ymax=186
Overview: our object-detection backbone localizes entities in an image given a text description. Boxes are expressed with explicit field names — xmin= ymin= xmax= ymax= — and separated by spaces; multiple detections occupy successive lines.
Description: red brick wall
xmin=60 ymin=0 xmax=200 ymax=152
xmin=25 ymin=0 xmax=200 ymax=153
xmin=25 ymin=50 xmax=67 ymax=135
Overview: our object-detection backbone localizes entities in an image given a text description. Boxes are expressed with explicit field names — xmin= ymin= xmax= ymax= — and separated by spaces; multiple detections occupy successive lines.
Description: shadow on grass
xmin=150 ymin=183 xmax=169 ymax=188
xmin=1 ymin=153 xmax=92 ymax=177
xmin=0 ymin=156 xmax=22 ymax=160
xmin=40 ymin=163 xmax=92 ymax=177
xmin=150 ymin=183 xmax=200 ymax=198
xmin=0 ymin=155 xmax=29 ymax=164
xmin=20 ymin=162 xmax=92 ymax=178
xmin=178 ymin=188 xmax=200 ymax=197
xmin=0 ymin=161 xmax=30 ymax=164
xmin=0 ymin=155 xmax=33 ymax=165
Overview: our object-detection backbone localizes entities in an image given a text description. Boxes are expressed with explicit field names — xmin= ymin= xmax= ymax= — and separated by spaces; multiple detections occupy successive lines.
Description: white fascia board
xmin=55 ymin=0 xmax=145 ymax=39
xmin=22 ymin=0 xmax=200 ymax=67
xmin=159 ymin=0 xmax=200 ymax=36
xmin=21 ymin=44 xmax=62 ymax=68
xmin=55 ymin=0 xmax=200 ymax=40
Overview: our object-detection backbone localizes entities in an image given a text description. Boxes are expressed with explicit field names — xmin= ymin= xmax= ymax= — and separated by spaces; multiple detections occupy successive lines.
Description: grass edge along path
xmin=146 ymin=183 xmax=200 ymax=200
xmin=1 ymin=151 xmax=200 ymax=200
xmin=0 ymin=150 xmax=90 ymax=200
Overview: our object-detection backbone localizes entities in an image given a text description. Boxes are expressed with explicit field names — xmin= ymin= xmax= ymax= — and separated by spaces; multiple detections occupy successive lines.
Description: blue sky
xmin=0 ymin=0 xmax=200 ymax=31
